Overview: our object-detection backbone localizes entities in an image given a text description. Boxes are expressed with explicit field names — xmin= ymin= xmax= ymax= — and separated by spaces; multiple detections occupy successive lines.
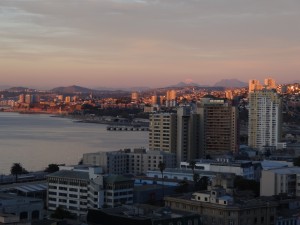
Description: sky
xmin=0 ymin=0 xmax=299 ymax=89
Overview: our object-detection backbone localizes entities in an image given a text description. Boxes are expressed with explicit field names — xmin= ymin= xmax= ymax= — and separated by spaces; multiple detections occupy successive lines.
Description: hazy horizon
xmin=1 ymin=0 xmax=300 ymax=87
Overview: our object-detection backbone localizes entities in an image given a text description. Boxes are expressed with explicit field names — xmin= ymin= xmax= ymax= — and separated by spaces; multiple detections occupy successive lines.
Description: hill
xmin=214 ymin=79 xmax=247 ymax=88
xmin=50 ymin=85 xmax=93 ymax=93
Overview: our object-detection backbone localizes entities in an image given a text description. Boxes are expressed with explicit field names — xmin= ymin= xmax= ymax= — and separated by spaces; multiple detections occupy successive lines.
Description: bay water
xmin=0 ymin=112 xmax=148 ymax=174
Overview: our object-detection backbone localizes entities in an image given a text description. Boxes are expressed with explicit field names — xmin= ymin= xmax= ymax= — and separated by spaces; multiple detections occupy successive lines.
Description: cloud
xmin=0 ymin=0 xmax=299 ymax=86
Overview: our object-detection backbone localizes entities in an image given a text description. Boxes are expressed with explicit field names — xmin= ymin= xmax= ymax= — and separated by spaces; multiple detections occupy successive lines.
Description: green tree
xmin=198 ymin=176 xmax=209 ymax=191
xmin=175 ymin=180 xmax=189 ymax=193
xmin=234 ymin=176 xmax=260 ymax=196
xmin=44 ymin=164 xmax=59 ymax=173
xmin=158 ymin=161 xmax=166 ymax=204
xmin=11 ymin=163 xmax=24 ymax=182
xmin=293 ymin=157 xmax=300 ymax=167
xmin=51 ymin=207 xmax=76 ymax=220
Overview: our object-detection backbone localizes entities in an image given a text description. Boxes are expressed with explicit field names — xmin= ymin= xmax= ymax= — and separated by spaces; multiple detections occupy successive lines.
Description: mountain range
xmin=213 ymin=79 xmax=247 ymax=88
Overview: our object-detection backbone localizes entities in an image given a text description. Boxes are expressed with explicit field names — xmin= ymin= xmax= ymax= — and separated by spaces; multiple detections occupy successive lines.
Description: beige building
xmin=248 ymin=89 xmax=282 ymax=151
xmin=82 ymin=149 xmax=176 ymax=175
xmin=149 ymin=113 xmax=177 ymax=153
xmin=249 ymin=79 xmax=263 ymax=93
xmin=260 ymin=167 xmax=300 ymax=197
xmin=264 ymin=77 xmax=276 ymax=90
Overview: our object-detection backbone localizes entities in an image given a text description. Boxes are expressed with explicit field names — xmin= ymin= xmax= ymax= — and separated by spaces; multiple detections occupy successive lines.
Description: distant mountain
xmin=0 ymin=85 xmax=11 ymax=90
xmin=94 ymin=86 xmax=151 ymax=92
xmin=291 ymin=80 xmax=300 ymax=84
xmin=214 ymin=79 xmax=247 ymax=88
xmin=167 ymin=82 xmax=209 ymax=88
xmin=51 ymin=85 xmax=93 ymax=93
xmin=6 ymin=87 xmax=30 ymax=92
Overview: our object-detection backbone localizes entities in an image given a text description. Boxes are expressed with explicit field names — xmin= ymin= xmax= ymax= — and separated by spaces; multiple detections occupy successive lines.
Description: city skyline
xmin=1 ymin=0 xmax=300 ymax=88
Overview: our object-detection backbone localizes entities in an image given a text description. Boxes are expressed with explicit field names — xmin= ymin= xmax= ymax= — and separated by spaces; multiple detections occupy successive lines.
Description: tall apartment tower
xmin=249 ymin=79 xmax=263 ymax=93
xmin=196 ymin=97 xmax=239 ymax=157
xmin=131 ymin=92 xmax=139 ymax=103
xmin=176 ymin=106 xmax=200 ymax=164
xmin=149 ymin=113 xmax=177 ymax=153
xmin=166 ymin=90 xmax=177 ymax=107
xmin=248 ymin=89 xmax=282 ymax=151
xmin=264 ymin=77 xmax=276 ymax=90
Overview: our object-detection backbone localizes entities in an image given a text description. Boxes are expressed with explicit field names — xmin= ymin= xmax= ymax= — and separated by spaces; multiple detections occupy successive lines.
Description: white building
xmin=47 ymin=166 xmax=134 ymax=216
xmin=180 ymin=159 xmax=257 ymax=180
xmin=248 ymin=89 xmax=282 ymax=152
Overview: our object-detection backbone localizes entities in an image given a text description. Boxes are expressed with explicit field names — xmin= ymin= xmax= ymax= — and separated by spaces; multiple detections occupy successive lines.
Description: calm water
xmin=0 ymin=112 xmax=148 ymax=174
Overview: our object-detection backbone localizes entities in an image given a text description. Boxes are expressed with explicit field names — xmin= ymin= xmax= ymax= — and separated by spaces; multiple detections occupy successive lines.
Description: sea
xmin=0 ymin=112 xmax=148 ymax=175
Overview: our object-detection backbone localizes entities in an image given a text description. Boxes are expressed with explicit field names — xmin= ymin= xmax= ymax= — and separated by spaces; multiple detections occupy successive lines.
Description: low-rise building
xmin=87 ymin=204 xmax=201 ymax=225
xmin=47 ymin=166 xmax=134 ymax=216
xmin=180 ymin=159 xmax=257 ymax=180
xmin=0 ymin=193 xmax=43 ymax=222
xmin=165 ymin=189 xmax=278 ymax=225
xmin=82 ymin=148 xmax=176 ymax=175
xmin=260 ymin=167 xmax=300 ymax=197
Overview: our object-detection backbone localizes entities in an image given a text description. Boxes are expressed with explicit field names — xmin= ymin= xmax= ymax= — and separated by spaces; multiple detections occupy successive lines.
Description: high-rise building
xmin=248 ymin=89 xmax=282 ymax=151
xmin=196 ymin=97 xmax=239 ymax=157
xmin=149 ymin=113 xmax=177 ymax=153
xmin=166 ymin=90 xmax=177 ymax=107
xmin=176 ymin=106 xmax=200 ymax=164
xmin=264 ymin=77 xmax=276 ymax=90
xmin=249 ymin=79 xmax=263 ymax=93
xmin=131 ymin=92 xmax=139 ymax=103
xmin=18 ymin=94 xmax=25 ymax=103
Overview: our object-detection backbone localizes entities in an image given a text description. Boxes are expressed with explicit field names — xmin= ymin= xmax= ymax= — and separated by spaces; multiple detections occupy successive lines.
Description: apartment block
xmin=248 ymin=89 xmax=282 ymax=151
xmin=260 ymin=167 xmax=300 ymax=197
xmin=197 ymin=97 xmax=239 ymax=157
xmin=82 ymin=149 xmax=176 ymax=175
xmin=149 ymin=113 xmax=177 ymax=153
xmin=47 ymin=166 xmax=134 ymax=216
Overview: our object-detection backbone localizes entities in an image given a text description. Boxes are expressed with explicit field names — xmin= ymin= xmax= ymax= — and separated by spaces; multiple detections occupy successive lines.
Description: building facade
xmin=47 ymin=166 xmax=134 ymax=216
xmin=248 ymin=89 xmax=282 ymax=151
xmin=260 ymin=167 xmax=300 ymax=197
xmin=149 ymin=113 xmax=177 ymax=153
xmin=197 ymin=97 xmax=239 ymax=157
xmin=165 ymin=189 xmax=278 ymax=225
xmin=82 ymin=149 xmax=176 ymax=175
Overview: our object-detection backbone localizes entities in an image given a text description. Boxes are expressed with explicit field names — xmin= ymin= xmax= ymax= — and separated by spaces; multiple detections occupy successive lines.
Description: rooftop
xmin=47 ymin=170 xmax=89 ymax=180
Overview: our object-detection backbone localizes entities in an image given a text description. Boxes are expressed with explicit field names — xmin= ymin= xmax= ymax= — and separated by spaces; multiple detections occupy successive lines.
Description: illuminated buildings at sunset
xmin=248 ymin=88 xmax=282 ymax=151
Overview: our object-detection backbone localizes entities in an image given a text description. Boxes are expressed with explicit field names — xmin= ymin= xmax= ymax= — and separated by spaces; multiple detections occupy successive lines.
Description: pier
xmin=106 ymin=126 xmax=149 ymax=131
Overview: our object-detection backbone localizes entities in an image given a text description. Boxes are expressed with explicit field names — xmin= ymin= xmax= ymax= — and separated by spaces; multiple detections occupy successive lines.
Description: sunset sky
xmin=0 ymin=0 xmax=299 ymax=88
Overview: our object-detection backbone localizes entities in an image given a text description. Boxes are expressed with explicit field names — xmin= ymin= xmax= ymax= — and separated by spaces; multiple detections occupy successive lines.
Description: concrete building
xmin=47 ymin=166 xmax=134 ymax=216
xmin=149 ymin=113 xmax=177 ymax=153
xmin=180 ymin=159 xmax=258 ymax=180
xmin=248 ymin=89 xmax=282 ymax=151
xmin=0 ymin=193 xmax=43 ymax=222
xmin=260 ymin=167 xmax=300 ymax=197
xmin=82 ymin=149 xmax=176 ymax=175
xmin=197 ymin=97 xmax=239 ymax=157
xmin=165 ymin=189 xmax=278 ymax=225
xmin=176 ymin=106 xmax=200 ymax=164
xmin=249 ymin=79 xmax=263 ymax=93
xmin=87 ymin=205 xmax=201 ymax=225
xmin=166 ymin=90 xmax=177 ymax=107
xmin=265 ymin=77 xmax=277 ymax=90
xmin=131 ymin=92 xmax=139 ymax=103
